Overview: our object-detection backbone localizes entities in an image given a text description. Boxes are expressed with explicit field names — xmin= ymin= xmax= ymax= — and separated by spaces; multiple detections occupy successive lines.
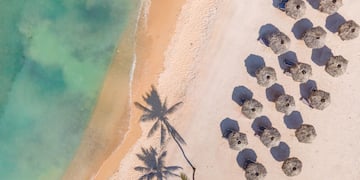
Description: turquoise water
xmin=0 ymin=0 xmax=138 ymax=179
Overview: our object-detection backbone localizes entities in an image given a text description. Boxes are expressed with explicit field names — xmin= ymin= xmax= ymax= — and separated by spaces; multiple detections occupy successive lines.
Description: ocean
xmin=0 ymin=0 xmax=139 ymax=179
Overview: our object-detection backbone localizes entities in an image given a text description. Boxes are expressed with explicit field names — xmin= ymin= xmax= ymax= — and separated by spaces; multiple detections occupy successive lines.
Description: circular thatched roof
xmin=228 ymin=131 xmax=248 ymax=151
xmin=325 ymin=55 xmax=348 ymax=77
xmin=282 ymin=157 xmax=302 ymax=176
xmin=309 ymin=89 xmax=331 ymax=110
xmin=245 ymin=162 xmax=267 ymax=180
xmin=275 ymin=94 xmax=296 ymax=115
xmin=266 ymin=31 xmax=291 ymax=54
xmin=303 ymin=26 xmax=327 ymax=48
xmin=319 ymin=0 xmax=343 ymax=14
xmin=259 ymin=127 xmax=281 ymax=148
xmin=242 ymin=99 xmax=263 ymax=119
xmin=289 ymin=62 xmax=312 ymax=82
xmin=285 ymin=0 xmax=306 ymax=19
xmin=338 ymin=20 xmax=360 ymax=40
xmin=255 ymin=66 xmax=277 ymax=88
xmin=295 ymin=124 xmax=317 ymax=143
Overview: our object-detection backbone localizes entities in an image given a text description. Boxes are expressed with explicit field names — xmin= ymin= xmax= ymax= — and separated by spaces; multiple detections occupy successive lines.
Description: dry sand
xmin=112 ymin=0 xmax=360 ymax=180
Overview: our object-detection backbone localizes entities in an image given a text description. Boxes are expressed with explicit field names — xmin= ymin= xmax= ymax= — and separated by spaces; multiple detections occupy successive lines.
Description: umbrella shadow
xmin=283 ymin=111 xmax=304 ymax=129
xmin=292 ymin=18 xmax=313 ymax=39
xmin=220 ymin=118 xmax=240 ymax=138
xmin=272 ymin=0 xmax=282 ymax=8
xmin=258 ymin=24 xmax=280 ymax=45
xmin=278 ymin=51 xmax=299 ymax=70
xmin=306 ymin=0 xmax=320 ymax=9
xmin=299 ymin=80 xmax=317 ymax=99
xmin=266 ymin=83 xmax=285 ymax=102
xmin=270 ymin=142 xmax=290 ymax=161
xmin=251 ymin=116 xmax=273 ymax=135
xmin=311 ymin=46 xmax=333 ymax=66
xmin=232 ymin=86 xmax=254 ymax=106
xmin=244 ymin=54 xmax=266 ymax=77
xmin=325 ymin=13 xmax=346 ymax=33
xmin=237 ymin=148 xmax=258 ymax=169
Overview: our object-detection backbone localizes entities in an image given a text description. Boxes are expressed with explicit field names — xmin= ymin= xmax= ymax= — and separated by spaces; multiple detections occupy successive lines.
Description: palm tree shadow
xmin=135 ymin=85 xmax=185 ymax=146
xmin=135 ymin=147 xmax=182 ymax=180
xmin=135 ymin=85 xmax=197 ymax=179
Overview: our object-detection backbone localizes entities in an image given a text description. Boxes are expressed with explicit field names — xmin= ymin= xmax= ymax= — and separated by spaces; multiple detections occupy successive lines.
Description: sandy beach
xmin=111 ymin=0 xmax=360 ymax=180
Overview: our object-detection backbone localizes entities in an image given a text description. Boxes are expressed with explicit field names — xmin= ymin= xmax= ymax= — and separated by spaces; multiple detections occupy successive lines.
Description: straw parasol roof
xmin=303 ymin=26 xmax=327 ymax=49
xmin=255 ymin=66 xmax=277 ymax=88
xmin=266 ymin=31 xmax=290 ymax=54
xmin=282 ymin=157 xmax=302 ymax=176
xmin=289 ymin=62 xmax=312 ymax=82
xmin=275 ymin=94 xmax=296 ymax=115
xmin=259 ymin=127 xmax=281 ymax=148
xmin=309 ymin=89 xmax=331 ymax=110
xmin=319 ymin=0 xmax=343 ymax=14
xmin=242 ymin=99 xmax=263 ymax=119
xmin=325 ymin=55 xmax=348 ymax=77
xmin=228 ymin=131 xmax=248 ymax=151
xmin=285 ymin=0 xmax=306 ymax=19
xmin=338 ymin=20 xmax=360 ymax=40
xmin=245 ymin=162 xmax=267 ymax=180
xmin=295 ymin=124 xmax=317 ymax=143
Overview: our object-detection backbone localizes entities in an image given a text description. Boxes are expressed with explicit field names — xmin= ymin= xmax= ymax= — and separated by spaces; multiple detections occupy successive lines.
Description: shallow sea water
xmin=0 ymin=0 xmax=137 ymax=179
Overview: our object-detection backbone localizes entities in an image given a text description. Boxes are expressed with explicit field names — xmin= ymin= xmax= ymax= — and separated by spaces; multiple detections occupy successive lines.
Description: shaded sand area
xmin=113 ymin=0 xmax=360 ymax=179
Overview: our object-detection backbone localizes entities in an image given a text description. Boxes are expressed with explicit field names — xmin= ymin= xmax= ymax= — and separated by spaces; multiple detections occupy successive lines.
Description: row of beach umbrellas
xmin=224 ymin=0 xmax=358 ymax=179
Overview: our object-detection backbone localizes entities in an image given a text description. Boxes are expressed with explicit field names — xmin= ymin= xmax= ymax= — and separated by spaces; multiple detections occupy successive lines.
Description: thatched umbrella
xmin=266 ymin=31 xmax=290 ymax=54
xmin=303 ymin=26 xmax=327 ymax=48
xmin=285 ymin=0 xmax=306 ymax=19
xmin=309 ymin=89 xmax=331 ymax=110
xmin=255 ymin=66 xmax=277 ymax=87
xmin=282 ymin=157 xmax=302 ymax=176
xmin=295 ymin=124 xmax=317 ymax=143
xmin=242 ymin=99 xmax=263 ymax=119
xmin=319 ymin=0 xmax=343 ymax=14
xmin=325 ymin=55 xmax=348 ymax=77
xmin=228 ymin=131 xmax=248 ymax=151
xmin=275 ymin=94 xmax=296 ymax=115
xmin=289 ymin=62 xmax=312 ymax=82
xmin=259 ymin=127 xmax=281 ymax=148
xmin=245 ymin=162 xmax=267 ymax=180
xmin=338 ymin=20 xmax=360 ymax=40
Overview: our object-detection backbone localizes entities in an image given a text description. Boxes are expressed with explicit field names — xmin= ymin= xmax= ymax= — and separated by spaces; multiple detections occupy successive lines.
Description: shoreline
xmin=62 ymin=18 xmax=139 ymax=179
xmin=93 ymin=0 xmax=187 ymax=179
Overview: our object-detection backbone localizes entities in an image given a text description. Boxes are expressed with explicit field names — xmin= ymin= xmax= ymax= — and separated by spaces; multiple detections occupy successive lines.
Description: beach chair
xmin=278 ymin=0 xmax=289 ymax=11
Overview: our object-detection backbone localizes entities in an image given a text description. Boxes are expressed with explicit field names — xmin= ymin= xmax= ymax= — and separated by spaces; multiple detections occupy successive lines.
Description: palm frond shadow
xmin=134 ymin=85 xmax=185 ymax=146
xmin=134 ymin=85 xmax=196 ymax=180
xmin=135 ymin=147 xmax=182 ymax=180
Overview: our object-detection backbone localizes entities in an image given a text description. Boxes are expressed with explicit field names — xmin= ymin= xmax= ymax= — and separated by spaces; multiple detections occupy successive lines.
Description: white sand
xmin=113 ymin=0 xmax=360 ymax=179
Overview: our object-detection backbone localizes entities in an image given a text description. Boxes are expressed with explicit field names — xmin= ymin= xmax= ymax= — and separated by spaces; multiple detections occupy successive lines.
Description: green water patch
xmin=0 ymin=0 xmax=138 ymax=179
